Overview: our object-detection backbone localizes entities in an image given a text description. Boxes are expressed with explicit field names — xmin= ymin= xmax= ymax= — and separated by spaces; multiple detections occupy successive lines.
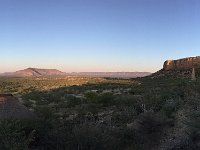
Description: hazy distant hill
xmin=67 ymin=72 xmax=151 ymax=78
xmin=15 ymin=68 xmax=66 ymax=77
xmin=0 ymin=68 xmax=151 ymax=78
xmin=0 ymin=68 xmax=66 ymax=77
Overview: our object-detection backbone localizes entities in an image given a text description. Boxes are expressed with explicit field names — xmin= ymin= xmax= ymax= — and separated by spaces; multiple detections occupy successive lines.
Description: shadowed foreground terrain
xmin=0 ymin=62 xmax=200 ymax=149
xmin=0 ymin=94 xmax=34 ymax=119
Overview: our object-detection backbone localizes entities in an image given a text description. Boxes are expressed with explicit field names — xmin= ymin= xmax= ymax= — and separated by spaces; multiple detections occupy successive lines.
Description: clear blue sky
xmin=1 ymin=0 xmax=200 ymax=73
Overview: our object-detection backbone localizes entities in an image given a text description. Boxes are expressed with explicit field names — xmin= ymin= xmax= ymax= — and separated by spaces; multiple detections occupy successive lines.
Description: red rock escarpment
xmin=163 ymin=56 xmax=200 ymax=71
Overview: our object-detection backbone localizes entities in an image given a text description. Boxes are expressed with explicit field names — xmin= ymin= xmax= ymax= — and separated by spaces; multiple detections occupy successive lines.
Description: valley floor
xmin=0 ymin=76 xmax=200 ymax=150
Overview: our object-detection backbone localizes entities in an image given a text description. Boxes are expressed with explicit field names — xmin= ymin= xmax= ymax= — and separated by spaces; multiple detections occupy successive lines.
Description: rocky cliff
xmin=163 ymin=56 xmax=200 ymax=71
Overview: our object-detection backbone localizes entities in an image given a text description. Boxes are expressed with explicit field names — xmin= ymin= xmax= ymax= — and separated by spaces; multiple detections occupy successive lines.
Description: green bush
xmin=0 ymin=119 xmax=34 ymax=150
xmin=85 ymin=91 xmax=98 ymax=103
xmin=67 ymin=96 xmax=82 ymax=107
xmin=97 ymin=93 xmax=115 ymax=107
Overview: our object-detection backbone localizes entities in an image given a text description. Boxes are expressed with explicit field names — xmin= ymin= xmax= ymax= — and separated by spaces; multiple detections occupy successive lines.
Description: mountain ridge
xmin=67 ymin=72 xmax=151 ymax=78
xmin=0 ymin=68 xmax=66 ymax=77
xmin=0 ymin=68 xmax=151 ymax=78
xmin=16 ymin=68 xmax=66 ymax=77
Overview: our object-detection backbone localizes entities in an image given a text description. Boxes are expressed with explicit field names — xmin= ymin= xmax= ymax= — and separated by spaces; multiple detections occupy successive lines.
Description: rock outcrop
xmin=163 ymin=56 xmax=200 ymax=71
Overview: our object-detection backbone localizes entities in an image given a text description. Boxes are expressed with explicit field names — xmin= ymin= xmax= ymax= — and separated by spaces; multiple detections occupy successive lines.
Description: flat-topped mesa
xmin=163 ymin=56 xmax=200 ymax=71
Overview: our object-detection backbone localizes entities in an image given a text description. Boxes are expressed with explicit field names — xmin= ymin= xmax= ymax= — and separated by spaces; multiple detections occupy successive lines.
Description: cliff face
xmin=163 ymin=56 xmax=200 ymax=71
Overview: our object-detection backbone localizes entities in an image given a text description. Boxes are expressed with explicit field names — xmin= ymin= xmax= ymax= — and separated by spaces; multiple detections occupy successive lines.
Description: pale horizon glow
xmin=1 ymin=0 xmax=200 ymax=73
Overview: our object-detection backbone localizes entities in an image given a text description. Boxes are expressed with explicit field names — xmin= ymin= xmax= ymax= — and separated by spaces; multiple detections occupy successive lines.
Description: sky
xmin=1 ymin=0 xmax=200 ymax=73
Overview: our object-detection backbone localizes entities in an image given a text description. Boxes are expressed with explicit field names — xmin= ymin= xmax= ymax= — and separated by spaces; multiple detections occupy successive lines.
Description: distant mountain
xmin=0 ymin=68 xmax=66 ymax=77
xmin=67 ymin=72 xmax=151 ymax=78
xmin=0 ymin=68 xmax=151 ymax=78
xmin=15 ymin=68 xmax=66 ymax=77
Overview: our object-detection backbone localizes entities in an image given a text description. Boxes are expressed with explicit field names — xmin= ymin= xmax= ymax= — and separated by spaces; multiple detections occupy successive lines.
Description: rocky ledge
xmin=163 ymin=56 xmax=200 ymax=71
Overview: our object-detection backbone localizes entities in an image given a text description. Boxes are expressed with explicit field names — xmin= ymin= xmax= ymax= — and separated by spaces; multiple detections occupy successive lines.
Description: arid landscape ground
xmin=1 ymin=0 xmax=200 ymax=149
xmin=1 ymin=57 xmax=200 ymax=150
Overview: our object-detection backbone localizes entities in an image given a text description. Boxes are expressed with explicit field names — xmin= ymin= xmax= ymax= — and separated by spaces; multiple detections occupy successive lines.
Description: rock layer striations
xmin=163 ymin=56 xmax=200 ymax=71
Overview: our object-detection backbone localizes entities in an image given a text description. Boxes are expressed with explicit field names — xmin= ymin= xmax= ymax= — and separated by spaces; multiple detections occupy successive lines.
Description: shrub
xmin=161 ymin=99 xmax=178 ymax=117
xmin=97 ymin=93 xmax=115 ymax=107
xmin=132 ymin=112 xmax=172 ymax=147
xmin=69 ymin=123 xmax=109 ymax=150
xmin=67 ymin=96 xmax=82 ymax=107
xmin=0 ymin=119 xmax=34 ymax=150
xmin=85 ymin=91 xmax=98 ymax=104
